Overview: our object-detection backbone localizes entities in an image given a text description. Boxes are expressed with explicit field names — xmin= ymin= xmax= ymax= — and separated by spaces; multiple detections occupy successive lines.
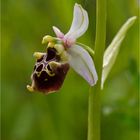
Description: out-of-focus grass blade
xmin=101 ymin=16 xmax=137 ymax=89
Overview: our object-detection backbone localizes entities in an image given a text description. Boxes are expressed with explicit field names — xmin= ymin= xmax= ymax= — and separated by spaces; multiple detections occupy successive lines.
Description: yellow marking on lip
xmin=36 ymin=72 xmax=41 ymax=77
xmin=44 ymin=78 xmax=48 ymax=81
xmin=46 ymin=66 xmax=55 ymax=77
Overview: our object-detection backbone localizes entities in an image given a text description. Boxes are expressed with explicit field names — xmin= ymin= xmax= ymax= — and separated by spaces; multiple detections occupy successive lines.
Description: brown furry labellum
xmin=27 ymin=47 xmax=69 ymax=94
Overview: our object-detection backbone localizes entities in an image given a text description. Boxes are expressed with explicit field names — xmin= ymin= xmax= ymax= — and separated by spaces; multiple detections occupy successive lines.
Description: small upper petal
xmin=53 ymin=26 xmax=64 ymax=39
xmin=64 ymin=3 xmax=89 ymax=42
xmin=67 ymin=45 xmax=98 ymax=86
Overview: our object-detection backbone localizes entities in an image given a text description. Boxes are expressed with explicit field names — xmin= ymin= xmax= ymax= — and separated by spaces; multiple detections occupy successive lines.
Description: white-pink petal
xmin=67 ymin=45 xmax=98 ymax=86
xmin=52 ymin=26 xmax=64 ymax=39
xmin=64 ymin=3 xmax=89 ymax=42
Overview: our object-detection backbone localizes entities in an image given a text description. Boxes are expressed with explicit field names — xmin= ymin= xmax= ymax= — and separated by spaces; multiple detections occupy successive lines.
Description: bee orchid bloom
xmin=27 ymin=3 xmax=98 ymax=94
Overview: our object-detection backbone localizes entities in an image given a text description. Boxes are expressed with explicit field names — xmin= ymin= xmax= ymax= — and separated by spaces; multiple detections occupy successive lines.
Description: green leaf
xmin=101 ymin=16 xmax=137 ymax=89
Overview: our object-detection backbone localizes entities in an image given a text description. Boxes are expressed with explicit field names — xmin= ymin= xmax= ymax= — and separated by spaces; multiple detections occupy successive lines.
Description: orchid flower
xmin=27 ymin=3 xmax=98 ymax=94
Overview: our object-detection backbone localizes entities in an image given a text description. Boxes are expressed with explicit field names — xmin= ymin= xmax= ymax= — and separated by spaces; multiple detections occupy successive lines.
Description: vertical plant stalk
xmin=87 ymin=0 xmax=106 ymax=140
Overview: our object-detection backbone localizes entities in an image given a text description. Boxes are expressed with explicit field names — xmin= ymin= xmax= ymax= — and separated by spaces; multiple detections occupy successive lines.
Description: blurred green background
xmin=1 ymin=0 xmax=139 ymax=140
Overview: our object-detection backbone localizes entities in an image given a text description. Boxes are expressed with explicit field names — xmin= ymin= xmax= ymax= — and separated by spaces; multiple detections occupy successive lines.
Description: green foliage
xmin=1 ymin=0 xmax=139 ymax=140
xmin=102 ymin=16 xmax=137 ymax=89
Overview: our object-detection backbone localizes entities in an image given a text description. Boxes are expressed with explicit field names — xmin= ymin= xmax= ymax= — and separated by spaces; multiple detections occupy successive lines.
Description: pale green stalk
xmin=87 ymin=0 xmax=106 ymax=140
xmin=76 ymin=42 xmax=95 ymax=58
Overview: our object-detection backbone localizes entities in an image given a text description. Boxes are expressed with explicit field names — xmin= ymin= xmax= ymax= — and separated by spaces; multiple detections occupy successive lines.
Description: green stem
xmin=87 ymin=0 xmax=106 ymax=140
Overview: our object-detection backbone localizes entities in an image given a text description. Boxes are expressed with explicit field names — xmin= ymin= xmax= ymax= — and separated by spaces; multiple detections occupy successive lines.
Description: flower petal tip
xmin=90 ymin=78 xmax=98 ymax=87
xmin=130 ymin=16 xmax=137 ymax=21
xmin=87 ymin=71 xmax=98 ymax=87
xmin=52 ymin=26 xmax=64 ymax=38
xmin=64 ymin=3 xmax=89 ymax=42
xmin=75 ymin=3 xmax=80 ymax=7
